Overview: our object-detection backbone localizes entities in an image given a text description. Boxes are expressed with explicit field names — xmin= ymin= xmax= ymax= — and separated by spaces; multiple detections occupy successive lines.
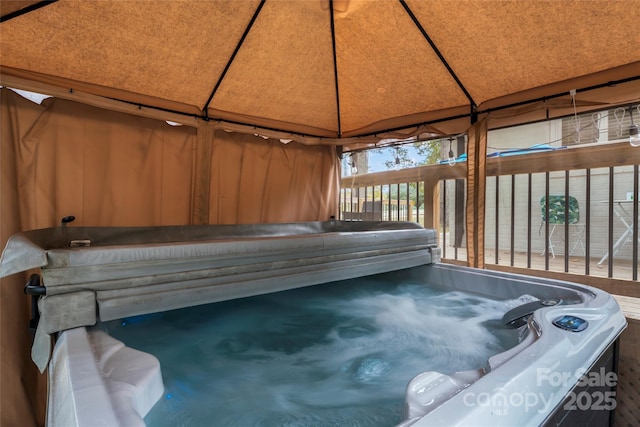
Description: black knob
xmin=61 ymin=216 xmax=76 ymax=224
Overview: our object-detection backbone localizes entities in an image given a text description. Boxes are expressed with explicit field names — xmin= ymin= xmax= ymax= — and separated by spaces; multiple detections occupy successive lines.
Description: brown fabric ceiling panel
xmin=333 ymin=0 xmax=468 ymax=135
xmin=1 ymin=0 xmax=639 ymax=140
xmin=1 ymin=0 xmax=261 ymax=109
xmin=407 ymin=0 xmax=640 ymax=106
xmin=210 ymin=0 xmax=339 ymax=134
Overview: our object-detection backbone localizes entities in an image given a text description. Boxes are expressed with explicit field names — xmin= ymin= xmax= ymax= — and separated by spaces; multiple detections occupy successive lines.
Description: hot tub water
xmin=104 ymin=272 xmax=535 ymax=426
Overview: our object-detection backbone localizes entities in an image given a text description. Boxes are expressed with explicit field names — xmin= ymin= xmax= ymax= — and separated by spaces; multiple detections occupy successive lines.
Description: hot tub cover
xmin=0 ymin=220 xmax=439 ymax=370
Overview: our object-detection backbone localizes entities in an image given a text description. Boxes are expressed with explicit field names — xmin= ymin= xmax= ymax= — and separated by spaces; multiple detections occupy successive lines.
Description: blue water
xmin=104 ymin=271 xmax=530 ymax=427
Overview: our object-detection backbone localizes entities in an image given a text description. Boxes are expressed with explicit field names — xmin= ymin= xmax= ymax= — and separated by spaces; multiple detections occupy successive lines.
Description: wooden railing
xmin=340 ymin=141 xmax=639 ymax=297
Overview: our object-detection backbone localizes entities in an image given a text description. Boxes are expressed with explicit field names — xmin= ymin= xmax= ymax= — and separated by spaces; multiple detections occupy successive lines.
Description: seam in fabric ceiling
xmin=399 ymin=0 xmax=477 ymax=110
xmin=329 ymin=0 xmax=342 ymax=137
xmin=0 ymin=0 xmax=57 ymax=23
xmin=202 ymin=0 xmax=266 ymax=116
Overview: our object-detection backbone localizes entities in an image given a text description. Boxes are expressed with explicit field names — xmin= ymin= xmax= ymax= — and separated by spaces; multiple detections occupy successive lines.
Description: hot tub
xmin=0 ymin=221 xmax=626 ymax=427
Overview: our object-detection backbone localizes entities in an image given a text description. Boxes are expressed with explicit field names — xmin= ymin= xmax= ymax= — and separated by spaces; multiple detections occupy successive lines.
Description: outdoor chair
xmin=343 ymin=200 xmax=383 ymax=221
xmin=360 ymin=200 xmax=383 ymax=221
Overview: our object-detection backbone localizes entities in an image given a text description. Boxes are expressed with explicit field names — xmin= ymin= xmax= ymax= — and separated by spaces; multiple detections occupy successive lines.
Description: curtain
xmin=1 ymin=87 xmax=46 ymax=427
xmin=0 ymin=88 xmax=339 ymax=425
xmin=208 ymin=129 xmax=339 ymax=224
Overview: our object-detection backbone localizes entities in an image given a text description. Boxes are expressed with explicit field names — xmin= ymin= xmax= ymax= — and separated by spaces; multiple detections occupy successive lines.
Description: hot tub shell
xmin=397 ymin=263 xmax=625 ymax=427
xmin=0 ymin=221 xmax=626 ymax=427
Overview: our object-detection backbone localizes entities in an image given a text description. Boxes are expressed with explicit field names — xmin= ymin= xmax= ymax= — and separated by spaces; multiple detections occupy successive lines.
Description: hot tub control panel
xmin=552 ymin=315 xmax=588 ymax=332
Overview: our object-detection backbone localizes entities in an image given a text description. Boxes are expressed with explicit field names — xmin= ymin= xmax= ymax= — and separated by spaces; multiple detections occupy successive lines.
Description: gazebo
xmin=1 ymin=1 xmax=639 ymax=424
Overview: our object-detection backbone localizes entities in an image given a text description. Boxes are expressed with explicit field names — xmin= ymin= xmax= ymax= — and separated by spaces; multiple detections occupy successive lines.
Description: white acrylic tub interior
xmin=398 ymin=264 xmax=625 ymax=427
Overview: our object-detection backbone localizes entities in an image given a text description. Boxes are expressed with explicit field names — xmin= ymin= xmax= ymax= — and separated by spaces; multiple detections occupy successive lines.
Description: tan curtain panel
xmin=0 ymin=88 xmax=339 ymax=424
xmin=208 ymin=129 xmax=339 ymax=224
xmin=18 ymin=96 xmax=198 ymax=228
xmin=1 ymin=88 xmax=45 ymax=426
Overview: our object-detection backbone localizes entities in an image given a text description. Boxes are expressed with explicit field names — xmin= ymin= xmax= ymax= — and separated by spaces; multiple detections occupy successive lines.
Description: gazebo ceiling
xmin=1 ymin=0 xmax=639 ymax=142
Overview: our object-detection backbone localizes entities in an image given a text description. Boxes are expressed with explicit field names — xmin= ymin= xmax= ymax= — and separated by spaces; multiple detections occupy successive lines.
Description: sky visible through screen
xmin=343 ymin=144 xmax=427 ymax=176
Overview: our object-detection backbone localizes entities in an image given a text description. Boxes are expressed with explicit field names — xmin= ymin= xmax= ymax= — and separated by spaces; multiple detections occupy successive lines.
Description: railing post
xmin=339 ymin=141 xmax=638 ymax=283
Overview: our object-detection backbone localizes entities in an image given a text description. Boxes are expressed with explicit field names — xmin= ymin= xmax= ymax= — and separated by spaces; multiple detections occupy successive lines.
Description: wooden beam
xmin=487 ymin=142 xmax=639 ymax=176
xmin=466 ymin=119 xmax=488 ymax=268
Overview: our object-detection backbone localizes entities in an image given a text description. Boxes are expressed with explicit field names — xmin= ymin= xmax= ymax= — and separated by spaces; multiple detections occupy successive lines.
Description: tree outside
xmin=342 ymin=138 xmax=451 ymax=224
xmin=379 ymin=139 xmax=443 ymax=170
xmin=376 ymin=139 xmax=443 ymax=214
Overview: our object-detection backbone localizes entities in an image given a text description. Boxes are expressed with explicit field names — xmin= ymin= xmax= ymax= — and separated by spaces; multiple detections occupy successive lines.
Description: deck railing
xmin=340 ymin=141 xmax=639 ymax=295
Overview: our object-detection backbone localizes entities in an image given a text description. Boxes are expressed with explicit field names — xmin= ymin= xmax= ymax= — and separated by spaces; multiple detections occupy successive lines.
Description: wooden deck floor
xmin=615 ymin=318 xmax=639 ymax=427
xmin=442 ymin=246 xmax=639 ymax=282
